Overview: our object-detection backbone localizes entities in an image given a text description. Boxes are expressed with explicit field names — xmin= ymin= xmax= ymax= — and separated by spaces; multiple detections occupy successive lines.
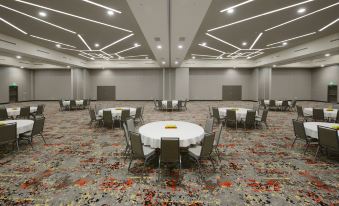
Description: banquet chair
xmin=103 ymin=111 xmax=114 ymax=129
xmin=157 ymin=100 xmax=163 ymax=111
xmin=315 ymin=126 xmax=339 ymax=160
xmin=243 ymin=110 xmax=256 ymax=129
xmin=132 ymin=107 xmax=143 ymax=124
xmin=58 ymin=100 xmax=65 ymax=111
xmin=212 ymin=107 xmax=224 ymax=125
xmin=208 ymin=106 xmax=213 ymax=118
xmin=126 ymin=118 xmax=136 ymax=132
xmin=0 ymin=123 xmax=17 ymax=151
xmin=281 ymin=100 xmax=289 ymax=111
xmin=70 ymin=100 xmax=77 ymax=111
xmin=0 ymin=107 xmax=9 ymax=120
xmin=225 ymin=110 xmax=237 ymax=130
xmin=291 ymin=119 xmax=318 ymax=154
xmin=204 ymin=118 xmax=214 ymax=133
xmin=213 ymin=124 xmax=223 ymax=162
xmin=19 ymin=117 xmax=46 ymax=148
xmin=177 ymin=100 xmax=183 ymax=111
xmin=89 ymin=108 xmax=102 ymax=127
xmin=120 ymin=109 xmax=131 ymax=128
xmin=94 ymin=104 xmax=102 ymax=115
xmin=158 ymin=137 xmax=181 ymax=182
xmin=167 ymin=101 xmax=173 ymax=112
xmin=33 ymin=104 xmax=45 ymax=118
xmin=128 ymin=132 xmax=156 ymax=178
xmin=18 ymin=106 xmax=31 ymax=119
xmin=140 ymin=106 xmax=145 ymax=123
xmin=188 ymin=132 xmax=216 ymax=179
xmin=296 ymin=105 xmax=312 ymax=122
xmin=268 ymin=100 xmax=277 ymax=111
xmin=312 ymin=108 xmax=325 ymax=122
xmin=256 ymin=109 xmax=269 ymax=129
xmin=82 ymin=99 xmax=88 ymax=110
xmin=289 ymin=100 xmax=297 ymax=111
xmin=153 ymin=99 xmax=159 ymax=110
xmin=336 ymin=111 xmax=339 ymax=123
xmin=122 ymin=123 xmax=131 ymax=159
xmin=259 ymin=99 xmax=266 ymax=110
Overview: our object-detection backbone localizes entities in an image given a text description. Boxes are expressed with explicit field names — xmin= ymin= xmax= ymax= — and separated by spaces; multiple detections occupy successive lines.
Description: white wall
xmin=175 ymin=68 xmax=189 ymax=100
xmin=34 ymin=69 xmax=72 ymax=100
xmin=311 ymin=65 xmax=339 ymax=102
xmin=88 ymin=69 xmax=163 ymax=100
xmin=189 ymin=68 xmax=258 ymax=100
xmin=271 ymin=68 xmax=312 ymax=100
xmin=0 ymin=66 xmax=32 ymax=103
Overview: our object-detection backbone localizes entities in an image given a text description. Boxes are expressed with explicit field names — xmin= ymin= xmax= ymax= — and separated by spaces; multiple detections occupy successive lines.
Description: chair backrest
xmin=167 ymin=101 xmax=172 ymax=109
xmin=153 ymin=99 xmax=157 ymax=107
xmin=83 ymin=99 xmax=88 ymax=107
xmin=260 ymin=99 xmax=265 ymax=106
xmin=226 ymin=110 xmax=236 ymax=121
xmin=123 ymin=123 xmax=130 ymax=146
xmin=0 ymin=123 xmax=17 ymax=145
xmin=0 ymin=107 xmax=8 ymax=120
xmin=160 ymin=137 xmax=180 ymax=163
xmin=121 ymin=109 xmax=130 ymax=121
xmin=245 ymin=110 xmax=256 ymax=128
xmin=58 ymin=100 xmax=63 ymax=108
xmin=313 ymin=108 xmax=324 ymax=121
xmin=282 ymin=100 xmax=289 ymax=107
xmin=336 ymin=111 xmax=339 ymax=123
xmin=296 ymin=105 xmax=304 ymax=117
xmin=214 ymin=124 xmax=223 ymax=146
xmin=177 ymin=100 xmax=183 ymax=108
xmin=126 ymin=118 xmax=135 ymax=132
xmin=261 ymin=110 xmax=268 ymax=122
xmin=70 ymin=100 xmax=76 ymax=107
xmin=89 ymin=109 xmax=96 ymax=121
xmin=269 ymin=100 xmax=276 ymax=107
xmin=292 ymin=119 xmax=307 ymax=140
xmin=200 ymin=132 xmax=215 ymax=158
xmin=95 ymin=104 xmax=102 ymax=114
xmin=204 ymin=118 xmax=214 ymax=133
xmin=157 ymin=100 xmax=162 ymax=108
xmin=103 ymin=110 xmax=113 ymax=126
xmin=183 ymin=99 xmax=187 ymax=107
xmin=318 ymin=126 xmax=339 ymax=151
xmin=20 ymin=106 xmax=30 ymax=118
xmin=36 ymin=104 xmax=44 ymax=115
xmin=212 ymin=107 xmax=220 ymax=119
xmin=129 ymin=132 xmax=145 ymax=158
xmin=32 ymin=117 xmax=45 ymax=136
xmin=135 ymin=107 xmax=142 ymax=118
xmin=291 ymin=100 xmax=297 ymax=107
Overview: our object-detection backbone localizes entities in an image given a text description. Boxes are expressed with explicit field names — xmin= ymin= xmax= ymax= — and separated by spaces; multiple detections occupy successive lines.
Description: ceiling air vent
xmin=154 ymin=37 xmax=161 ymax=42
xmin=37 ymin=49 xmax=50 ymax=54
xmin=0 ymin=38 xmax=16 ymax=45
xmin=179 ymin=37 xmax=186 ymax=42
xmin=330 ymin=38 xmax=339 ymax=42
xmin=294 ymin=48 xmax=308 ymax=52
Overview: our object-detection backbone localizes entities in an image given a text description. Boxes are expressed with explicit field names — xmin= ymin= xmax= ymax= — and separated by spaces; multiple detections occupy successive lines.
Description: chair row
xmin=0 ymin=105 xmax=45 ymax=120
xmin=58 ymin=99 xmax=90 ymax=111
xmin=259 ymin=99 xmax=296 ymax=111
xmin=296 ymin=105 xmax=339 ymax=123
xmin=153 ymin=100 xmax=188 ymax=111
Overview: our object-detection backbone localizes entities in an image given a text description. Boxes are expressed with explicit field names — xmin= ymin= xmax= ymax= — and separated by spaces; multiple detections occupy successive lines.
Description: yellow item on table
xmin=229 ymin=108 xmax=238 ymax=111
xmin=165 ymin=124 xmax=177 ymax=129
xmin=327 ymin=105 xmax=333 ymax=111
xmin=331 ymin=125 xmax=339 ymax=130
xmin=115 ymin=108 xmax=123 ymax=110
xmin=0 ymin=121 xmax=7 ymax=125
xmin=12 ymin=108 xmax=19 ymax=110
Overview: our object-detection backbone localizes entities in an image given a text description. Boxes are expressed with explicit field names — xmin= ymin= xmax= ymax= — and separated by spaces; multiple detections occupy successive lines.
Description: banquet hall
xmin=0 ymin=0 xmax=338 ymax=205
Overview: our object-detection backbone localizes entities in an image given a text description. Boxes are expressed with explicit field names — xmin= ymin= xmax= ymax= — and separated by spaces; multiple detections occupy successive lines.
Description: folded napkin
xmin=331 ymin=125 xmax=339 ymax=130
xmin=165 ymin=124 xmax=177 ymax=129
xmin=115 ymin=108 xmax=123 ymax=110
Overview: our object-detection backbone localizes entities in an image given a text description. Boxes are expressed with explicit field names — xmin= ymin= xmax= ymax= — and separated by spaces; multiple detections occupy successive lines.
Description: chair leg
xmin=16 ymin=140 xmax=20 ymax=151
xmin=40 ymin=134 xmax=46 ymax=144
xmin=158 ymin=157 xmax=161 ymax=182
xmin=314 ymin=145 xmax=321 ymax=160
xmin=128 ymin=158 xmax=133 ymax=172
xmin=291 ymin=137 xmax=298 ymax=148
xmin=303 ymin=142 xmax=310 ymax=154
xmin=209 ymin=155 xmax=216 ymax=172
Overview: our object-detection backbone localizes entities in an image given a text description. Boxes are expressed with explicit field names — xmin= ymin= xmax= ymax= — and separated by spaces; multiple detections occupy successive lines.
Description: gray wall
xmin=34 ymin=69 xmax=72 ymax=100
xmin=189 ymin=68 xmax=258 ymax=100
xmin=311 ymin=65 xmax=339 ymax=102
xmin=0 ymin=66 xmax=33 ymax=103
xmin=271 ymin=68 xmax=312 ymax=100
xmin=87 ymin=69 xmax=163 ymax=100
xmin=175 ymin=68 xmax=190 ymax=100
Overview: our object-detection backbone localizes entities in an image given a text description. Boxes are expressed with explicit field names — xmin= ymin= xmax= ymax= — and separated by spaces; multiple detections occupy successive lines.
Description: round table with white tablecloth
xmin=139 ymin=121 xmax=205 ymax=148
xmin=264 ymin=100 xmax=291 ymax=106
xmin=98 ymin=107 xmax=136 ymax=120
xmin=0 ymin=120 xmax=34 ymax=136
xmin=6 ymin=107 xmax=37 ymax=118
xmin=303 ymin=108 xmax=338 ymax=120
xmin=218 ymin=108 xmax=253 ymax=121
xmin=63 ymin=100 xmax=84 ymax=106
xmin=161 ymin=100 xmax=178 ymax=108
xmin=304 ymin=122 xmax=339 ymax=139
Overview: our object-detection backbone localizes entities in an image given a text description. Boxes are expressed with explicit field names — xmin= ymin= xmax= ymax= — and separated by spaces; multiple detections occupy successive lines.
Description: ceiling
xmin=0 ymin=0 xmax=155 ymax=61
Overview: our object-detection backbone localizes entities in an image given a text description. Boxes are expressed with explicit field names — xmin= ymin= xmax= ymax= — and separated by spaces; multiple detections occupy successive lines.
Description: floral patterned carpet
xmin=0 ymin=101 xmax=338 ymax=206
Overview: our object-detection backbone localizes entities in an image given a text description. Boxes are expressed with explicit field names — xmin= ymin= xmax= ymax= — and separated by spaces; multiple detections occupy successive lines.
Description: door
xmin=328 ymin=85 xmax=337 ymax=103
xmin=9 ymin=85 xmax=18 ymax=103
xmin=222 ymin=85 xmax=242 ymax=101
xmin=97 ymin=86 xmax=116 ymax=101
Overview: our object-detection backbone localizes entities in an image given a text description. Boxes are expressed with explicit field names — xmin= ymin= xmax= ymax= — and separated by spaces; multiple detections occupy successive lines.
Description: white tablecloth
xmin=1 ymin=120 xmax=34 ymax=136
xmin=161 ymin=100 xmax=178 ymax=108
xmin=264 ymin=100 xmax=291 ymax=106
xmin=63 ymin=100 xmax=84 ymax=106
xmin=139 ymin=121 xmax=204 ymax=148
xmin=218 ymin=108 xmax=253 ymax=121
xmin=6 ymin=107 xmax=37 ymax=117
xmin=98 ymin=107 xmax=136 ymax=119
xmin=304 ymin=122 xmax=339 ymax=139
xmin=303 ymin=108 xmax=338 ymax=119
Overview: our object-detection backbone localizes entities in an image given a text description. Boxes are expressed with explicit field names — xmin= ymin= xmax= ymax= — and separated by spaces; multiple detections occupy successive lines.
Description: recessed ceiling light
xmin=134 ymin=43 xmax=140 ymax=47
xmin=321 ymin=65 xmax=325 ymax=67
xmin=242 ymin=42 xmax=247 ymax=46
xmin=94 ymin=43 xmax=100 ymax=47
xmin=145 ymin=57 xmax=149 ymax=59
xmin=56 ymin=44 xmax=61 ymax=48
xmin=91 ymin=58 xmax=95 ymax=60
xmin=161 ymin=61 xmax=166 ymax=65
xmin=107 ymin=10 xmax=114 ymax=16
xmin=297 ymin=8 xmax=306 ymax=13
xmin=227 ymin=8 xmax=234 ymax=14
xmin=67 ymin=65 xmax=70 ymax=68
xmin=273 ymin=65 xmax=277 ymax=67
xmin=38 ymin=11 xmax=47 ymax=17
xmin=282 ymin=42 xmax=288 ymax=46
xmin=175 ymin=61 xmax=179 ymax=64
xmin=20 ymin=66 xmax=24 ymax=69
xmin=16 ymin=55 xmax=21 ymax=59
xmin=324 ymin=53 xmax=330 ymax=57
xmin=247 ymin=57 xmax=251 ymax=59
xmin=157 ymin=45 xmax=162 ymax=49
xmin=178 ymin=45 xmax=183 ymax=49
xmin=192 ymin=56 xmax=196 ymax=59
xmin=201 ymin=42 xmax=207 ymax=46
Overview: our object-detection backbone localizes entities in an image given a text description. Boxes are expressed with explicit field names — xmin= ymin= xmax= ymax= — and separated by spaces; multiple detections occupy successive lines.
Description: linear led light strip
xmin=0 ymin=17 xmax=27 ymax=34
xmin=15 ymin=0 xmax=132 ymax=33
xmin=30 ymin=35 xmax=76 ymax=48
xmin=82 ymin=0 xmax=122 ymax=14
xmin=250 ymin=32 xmax=263 ymax=49
xmin=124 ymin=55 xmax=148 ymax=58
xmin=100 ymin=33 xmax=134 ymax=51
xmin=319 ymin=18 xmax=339 ymax=32
xmin=266 ymin=32 xmax=316 ymax=47
xmin=206 ymin=33 xmax=241 ymax=50
xmin=220 ymin=0 xmax=254 ymax=13
xmin=0 ymin=4 xmax=76 ymax=34
xmin=261 ymin=45 xmax=285 ymax=50
xmin=247 ymin=52 xmax=264 ymax=58
xmin=79 ymin=53 xmax=94 ymax=60
xmin=208 ymin=0 xmax=313 ymax=32
xmin=191 ymin=54 xmax=220 ymax=58
xmin=101 ymin=51 xmax=114 ymax=59
xmin=199 ymin=43 xmax=226 ymax=54
xmin=115 ymin=45 xmax=141 ymax=55
xmin=265 ymin=2 xmax=339 ymax=31
xmin=77 ymin=34 xmax=92 ymax=50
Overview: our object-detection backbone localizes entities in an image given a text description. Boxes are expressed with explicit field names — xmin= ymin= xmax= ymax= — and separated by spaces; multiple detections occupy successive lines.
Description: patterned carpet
xmin=0 ymin=101 xmax=338 ymax=205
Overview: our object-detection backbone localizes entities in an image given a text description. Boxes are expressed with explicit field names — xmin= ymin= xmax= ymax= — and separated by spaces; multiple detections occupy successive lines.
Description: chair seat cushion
xmin=188 ymin=145 xmax=201 ymax=159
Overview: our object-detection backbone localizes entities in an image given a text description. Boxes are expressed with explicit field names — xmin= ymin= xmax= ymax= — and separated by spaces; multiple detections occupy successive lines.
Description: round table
xmin=218 ymin=108 xmax=253 ymax=121
xmin=264 ymin=100 xmax=291 ymax=106
xmin=304 ymin=122 xmax=339 ymax=139
xmin=303 ymin=108 xmax=338 ymax=120
xmin=63 ymin=100 xmax=84 ymax=106
xmin=161 ymin=100 xmax=178 ymax=108
xmin=139 ymin=121 xmax=205 ymax=148
xmin=6 ymin=107 xmax=37 ymax=117
xmin=98 ymin=107 xmax=136 ymax=119
xmin=1 ymin=120 xmax=34 ymax=136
